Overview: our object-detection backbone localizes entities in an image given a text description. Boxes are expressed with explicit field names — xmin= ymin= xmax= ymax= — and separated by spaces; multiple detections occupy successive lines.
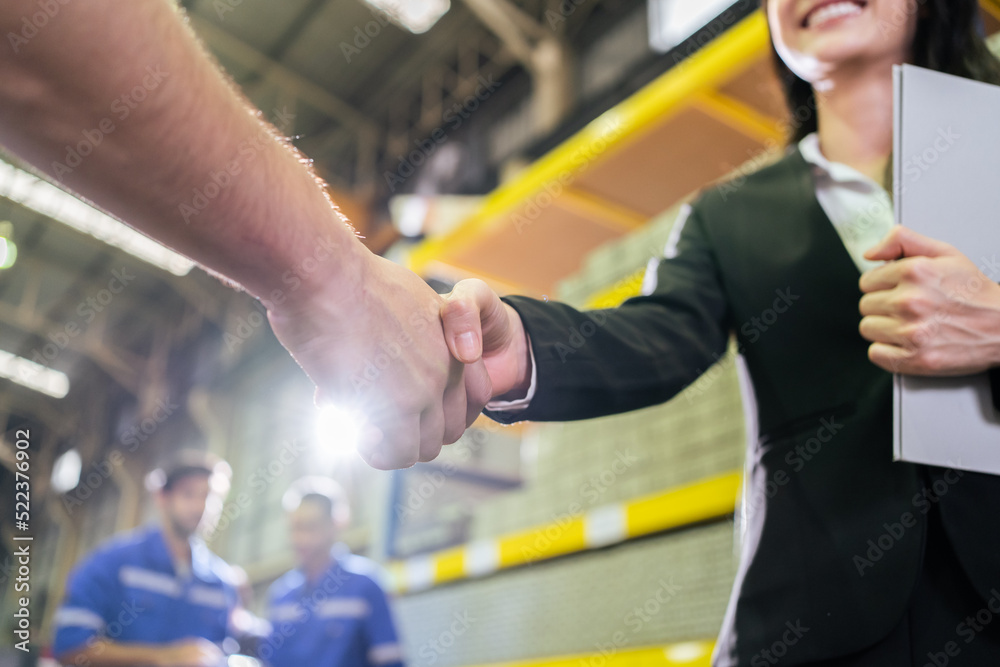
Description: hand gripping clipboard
xmin=892 ymin=64 xmax=1000 ymax=475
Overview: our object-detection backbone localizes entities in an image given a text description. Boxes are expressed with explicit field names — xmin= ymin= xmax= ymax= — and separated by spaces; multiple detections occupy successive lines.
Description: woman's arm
xmin=442 ymin=206 xmax=732 ymax=423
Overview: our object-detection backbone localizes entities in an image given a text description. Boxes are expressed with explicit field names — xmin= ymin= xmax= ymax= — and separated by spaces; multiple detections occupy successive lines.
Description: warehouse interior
xmin=2 ymin=1 xmax=1000 ymax=665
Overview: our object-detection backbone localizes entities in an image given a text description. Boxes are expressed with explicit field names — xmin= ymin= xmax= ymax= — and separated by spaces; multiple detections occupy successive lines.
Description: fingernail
xmin=456 ymin=332 xmax=478 ymax=361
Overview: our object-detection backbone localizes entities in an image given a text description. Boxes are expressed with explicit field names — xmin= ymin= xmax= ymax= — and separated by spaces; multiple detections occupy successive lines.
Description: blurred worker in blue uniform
xmin=262 ymin=477 xmax=405 ymax=667
xmin=53 ymin=450 xmax=239 ymax=667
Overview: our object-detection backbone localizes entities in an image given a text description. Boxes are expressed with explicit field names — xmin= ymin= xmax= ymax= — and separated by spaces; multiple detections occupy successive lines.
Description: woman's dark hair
xmin=766 ymin=0 xmax=1000 ymax=143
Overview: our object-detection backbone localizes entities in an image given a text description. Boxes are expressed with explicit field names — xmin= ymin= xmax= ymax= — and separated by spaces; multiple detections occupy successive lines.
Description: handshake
xmin=264 ymin=224 xmax=1000 ymax=472
xmin=266 ymin=253 xmax=531 ymax=470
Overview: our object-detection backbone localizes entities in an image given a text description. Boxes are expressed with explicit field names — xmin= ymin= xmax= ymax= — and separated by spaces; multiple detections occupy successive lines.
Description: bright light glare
xmin=51 ymin=448 xmax=83 ymax=493
xmin=363 ymin=0 xmax=450 ymax=34
xmin=648 ymin=0 xmax=734 ymax=53
xmin=315 ymin=405 xmax=363 ymax=464
xmin=663 ymin=642 xmax=712 ymax=663
xmin=396 ymin=196 xmax=429 ymax=237
xmin=0 ymin=237 xmax=15 ymax=269
xmin=0 ymin=348 xmax=70 ymax=398
xmin=0 ymin=160 xmax=194 ymax=276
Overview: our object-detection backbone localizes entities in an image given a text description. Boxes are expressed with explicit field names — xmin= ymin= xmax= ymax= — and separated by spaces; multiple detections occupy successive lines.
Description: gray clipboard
xmin=892 ymin=64 xmax=1000 ymax=474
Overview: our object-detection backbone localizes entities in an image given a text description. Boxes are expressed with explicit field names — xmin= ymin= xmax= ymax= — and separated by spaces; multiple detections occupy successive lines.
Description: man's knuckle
xmin=396 ymin=393 xmax=423 ymax=416
xmin=444 ymin=425 xmax=463 ymax=445
xmin=919 ymin=349 xmax=945 ymax=373
xmin=442 ymin=298 xmax=469 ymax=320
xmin=907 ymin=257 xmax=935 ymax=281
xmin=897 ymin=292 xmax=928 ymax=318
xmin=900 ymin=322 xmax=923 ymax=344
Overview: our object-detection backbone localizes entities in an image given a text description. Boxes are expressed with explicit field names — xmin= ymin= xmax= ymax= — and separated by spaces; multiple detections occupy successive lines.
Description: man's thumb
xmin=865 ymin=225 xmax=958 ymax=261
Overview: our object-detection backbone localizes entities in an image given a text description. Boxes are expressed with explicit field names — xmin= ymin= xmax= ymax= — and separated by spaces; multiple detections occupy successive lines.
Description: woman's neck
xmin=813 ymin=61 xmax=896 ymax=184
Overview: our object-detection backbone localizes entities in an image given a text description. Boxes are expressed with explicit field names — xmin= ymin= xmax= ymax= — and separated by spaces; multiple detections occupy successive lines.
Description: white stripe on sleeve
xmin=368 ymin=642 xmax=405 ymax=665
xmin=54 ymin=606 xmax=106 ymax=631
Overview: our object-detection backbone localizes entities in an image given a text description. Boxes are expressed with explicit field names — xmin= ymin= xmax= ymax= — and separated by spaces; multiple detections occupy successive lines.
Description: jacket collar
xmin=798 ymin=132 xmax=886 ymax=192
xmin=145 ymin=525 xmax=219 ymax=582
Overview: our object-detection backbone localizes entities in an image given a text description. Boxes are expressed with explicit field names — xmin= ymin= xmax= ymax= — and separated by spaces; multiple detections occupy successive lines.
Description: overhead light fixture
xmin=394 ymin=196 xmax=430 ymax=238
xmin=0 ymin=238 xmax=15 ymax=270
xmin=648 ymin=0 xmax=735 ymax=53
xmin=0 ymin=348 xmax=70 ymax=398
xmin=51 ymin=448 xmax=83 ymax=493
xmin=0 ymin=221 xmax=15 ymax=270
xmin=363 ymin=0 xmax=450 ymax=34
xmin=0 ymin=160 xmax=194 ymax=276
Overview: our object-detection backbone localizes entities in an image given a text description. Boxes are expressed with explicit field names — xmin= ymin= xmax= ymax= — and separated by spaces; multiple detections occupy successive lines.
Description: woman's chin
xmin=787 ymin=40 xmax=895 ymax=82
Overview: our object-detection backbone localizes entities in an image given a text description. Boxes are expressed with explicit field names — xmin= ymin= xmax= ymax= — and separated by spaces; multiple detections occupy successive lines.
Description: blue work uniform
xmin=52 ymin=525 xmax=237 ymax=658
xmin=263 ymin=550 xmax=404 ymax=667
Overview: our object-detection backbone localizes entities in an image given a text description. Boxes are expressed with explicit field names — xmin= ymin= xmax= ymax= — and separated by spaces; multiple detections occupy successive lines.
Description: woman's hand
xmin=859 ymin=226 xmax=1000 ymax=376
xmin=440 ymin=279 xmax=533 ymax=402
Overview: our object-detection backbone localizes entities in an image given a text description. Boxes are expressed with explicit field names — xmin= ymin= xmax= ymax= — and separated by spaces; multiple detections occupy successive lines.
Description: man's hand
xmin=859 ymin=225 xmax=1000 ymax=375
xmin=268 ymin=255 xmax=492 ymax=469
xmin=440 ymin=279 xmax=532 ymax=401
xmin=0 ymin=0 xmax=491 ymax=470
xmin=156 ymin=638 xmax=225 ymax=667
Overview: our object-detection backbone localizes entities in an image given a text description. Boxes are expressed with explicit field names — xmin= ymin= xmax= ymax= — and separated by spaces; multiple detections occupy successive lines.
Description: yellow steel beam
xmin=691 ymin=90 xmax=785 ymax=146
xmin=419 ymin=258 xmax=537 ymax=295
xmin=434 ymin=548 xmax=466 ymax=583
xmin=559 ymin=187 xmax=650 ymax=232
xmin=389 ymin=470 xmax=742 ymax=593
xmin=586 ymin=268 xmax=648 ymax=309
xmin=471 ymin=412 xmax=528 ymax=436
xmin=468 ymin=641 xmax=716 ymax=667
xmin=498 ymin=513 xmax=588 ymax=568
xmin=983 ymin=0 xmax=1000 ymax=22
xmin=627 ymin=472 xmax=741 ymax=539
xmin=407 ymin=11 xmax=771 ymax=275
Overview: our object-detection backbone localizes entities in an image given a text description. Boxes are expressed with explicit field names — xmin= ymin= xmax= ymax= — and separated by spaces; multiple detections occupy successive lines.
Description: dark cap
xmin=145 ymin=449 xmax=231 ymax=494
xmin=282 ymin=476 xmax=350 ymax=525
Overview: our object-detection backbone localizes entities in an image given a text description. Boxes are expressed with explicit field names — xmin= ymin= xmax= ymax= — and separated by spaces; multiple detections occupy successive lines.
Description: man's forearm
xmin=0 ymin=0 xmax=492 ymax=466
xmin=0 ymin=0 xmax=364 ymax=307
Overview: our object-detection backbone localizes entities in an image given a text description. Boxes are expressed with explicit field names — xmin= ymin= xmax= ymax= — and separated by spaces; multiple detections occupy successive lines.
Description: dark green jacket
xmin=487 ymin=149 xmax=1000 ymax=665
